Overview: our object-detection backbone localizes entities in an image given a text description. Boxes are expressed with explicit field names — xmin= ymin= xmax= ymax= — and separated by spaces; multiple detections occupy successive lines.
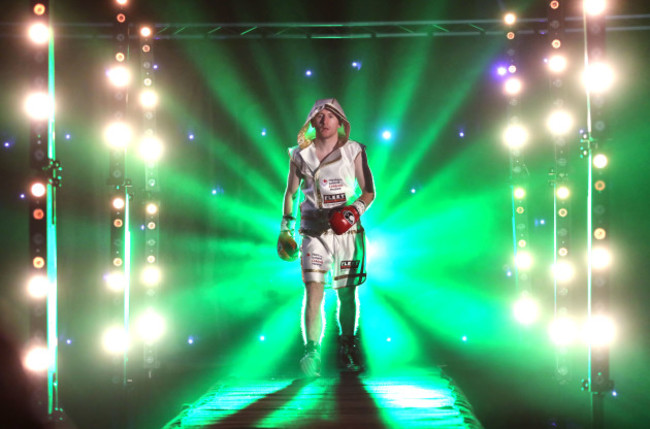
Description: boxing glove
xmin=329 ymin=205 xmax=360 ymax=235
xmin=277 ymin=216 xmax=299 ymax=262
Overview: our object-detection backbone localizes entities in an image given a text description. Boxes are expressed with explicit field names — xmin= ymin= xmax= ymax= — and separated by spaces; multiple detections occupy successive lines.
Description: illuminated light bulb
xmin=28 ymin=275 xmax=49 ymax=298
xmin=551 ymin=39 xmax=561 ymax=49
xmin=516 ymin=206 xmax=524 ymax=214
xmin=514 ymin=187 xmax=526 ymax=199
xmin=103 ymin=327 xmax=128 ymax=354
xmin=113 ymin=257 xmax=123 ymax=267
xmin=139 ymin=136 xmax=163 ymax=161
xmin=508 ymin=65 xmax=517 ymax=73
xmin=116 ymin=0 xmax=128 ymax=5
xmin=592 ymin=247 xmax=611 ymax=269
xmin=305 ymin=70 xmax=312 ymax=77
xmin=548 ymin=55 xmax=567 ymax=73
xmin=504 ymin=13 xmax=517 ymax=25
xmin=24 ymin=346 xmax=50 ymax=372
xmin=139 ymin=90 xmax=158 ymax=108
xmin=142 ymin=266 xmax=161 ymax=286
xmin=115 ymin=52 xmax=125 ymax=62
xmin=33 ymin=257 xmax=45 ymax=269
xmin=550 ymin=1 xmax=560 ymax=9
xmin=549 ymin=317 xmax=577 ymax=346
xmin=31 ymin=182 xmax=47 ymax=198
xmin=28 ymin=22 xmax=50 ymax=44
xmin=107 ymin=65 xmax=131 ymax=87
xmin=24 ymin=92 xmax=52 ymax=120
xmin=104 ymin=122 xmax=132 ymax=148
xmin=146 ymin=203 xmax=158 ymax=215
xmin=554 ymin=261 xmax=575 ymax=283
xmin=259 ymin=335 xmax=266 ymax=341
xmin=594 ymin=227 xmax=606 ymax=240
xmin=584 ymin=62 xmax=614 ymax=94
xmin=382 ymin=130 xmax=392 ymax=140
xmin=556 ymin=186 xmax=570 ymax=199
xmin=594 ymin=180 xmax=606 ymax=191
xmin=515 ymin=251 xmax=532 ymax=270
xmin=116 ymin=13 xmax=126 ymax=23
xmin=558 ymin=247 xmax=568 ymax=257
xmin=113 ymin=219 xmax=123 ymax=228
xmin=503 ymin=124 xmax=528 ymax=149
xmin=584 ymin=0 xmax=606 ymax=15
xmin=504 ymin=77 xmax=522 ymax=95
xmin=513 ymin=294 xmax=539 ymax=325
xmin=146 ymin=255 xmax=156 ymax=263
xmin=140 ymin=26 xmax=152 ymax=37
xmin=518 ymin=239 xmax=526 ymax=248
xmin=33 ymin=209 xmax=45 ymax=220
xmin=593 ymin=154 xmax=608 ymax=168
xmin=506 ymin=31 xmax=515 ymax=40
xmin=497 ymin=66 xmax=507 ymax=76
xmin=137 ymin=310 xmax=165 ymax=344
xmin=147 ymin=221 xmax=156 ymax=230
xmin=112 ymin=197 xmax=125 ymax=210
xmin=106 ymin=272 xmax=125 ymax=291
xmin=547 ymin=110 xmax=573 ymax=135
xmin=558 ymin=208 xmax=568 ymax=218
xmin=142 ymin=44 xmax=151 ymax=53
xmin=585 ymin=315 xmax=615 ymax=346
xmin=34 ymin=4 xmax=46 ymax=15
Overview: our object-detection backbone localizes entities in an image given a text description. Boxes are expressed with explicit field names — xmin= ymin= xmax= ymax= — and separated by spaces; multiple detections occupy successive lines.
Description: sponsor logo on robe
xmin=323 ymin=193 xmax=346 ymax=204
xmin=311 ymin=254 xmax=323 ymax=266
xmin=322 ymin=178 xmax=344 ymax=191
xmin=340 ymin=260 xmax=360 ymax=270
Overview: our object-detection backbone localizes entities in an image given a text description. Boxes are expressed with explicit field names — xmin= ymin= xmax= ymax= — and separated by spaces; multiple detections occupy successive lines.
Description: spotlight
xmin=593 ymin=154 xmax=608 ymax=168
xmin=140 ymin=26 xmax=152 ymax=37
xmin=24 ymin=92 xmax=52 ymax=120
xmin=137 ymin=310 xmax=165 ymax=344
xmin=584 ymin=62 xmax=614 ymax=94
xmin=515 ymin=251 xmax=532 ymax=270
xmin=551 ymin=39 xmax=562 ymax=49
xmin=28 ymin=22 xmax=50 ymax=44
xmin=27 ymin=275 xmax=49 ymax=298
xmin=584 ymin=315 xmax=615 ymax=347
xmin=381 ymin=130 xmax=392 ymax=140
xmin=549 ymin=317 xmax=577 ymax=346
xmin=497 ymin=66 xmax=507 ymax=76
xmin=107 ymin=65 xmax=131 ymax=87
xmin=504 ymin=77 xmax=522 ymax=95
xmin=24 ymin=346 xmax=50 ymax=372
xmin=31 ymin=182 xmax=47 ymax=198
xmin=33 ymin=4 xmax=46 ymax=15
xmin=142 ymin=266 xmax=161 ymax=286
xmin=105 ymin=271 xmax=125 ymax=292
xmin=146 ymin=203 xmax=158 ymax=215
xmin=504 ymin=13 xmax=517 ymax=25
xmin=556 ymin=186 xmax=570 ymax=199
xmin=584 ymin=0 xmax=606 ymax=15
xmin=592 ymin=247 xmax=611 ymax=269
xmin=112 ymin=197 xmax=125 ymax=210
xmin=513 ymin=294 xmax=539 ymax=325
xmin=139 ymin=136 xmax=163 ymax=161
xmin=261 ymin=128 xmax=267 ymax=136
xmin=104 ymin=122 xmax=132 ymax=147
xmin=547 ymin=110 xmax=573 ymax=135
xmin=503 ymin=124 xmax=528 ymax=149
xmin=139 ymin=90 xmax=158 ymax=108
xmin=305 ymin=70 xmax=312 ymax=77
xmin=508 ymin=65 xmax=517 ymax=74
xmin=116 ymin=0 xmax=128 ymax=5
xmin=554 ymin=261 xmax=575 ymax=283
xmin=514 ymin=187 xmax=526 ymax=199
xmin=548 ymin=55 xmax=567 ymax=73
xmin=102 ymin=327 xmax=128 ymax=354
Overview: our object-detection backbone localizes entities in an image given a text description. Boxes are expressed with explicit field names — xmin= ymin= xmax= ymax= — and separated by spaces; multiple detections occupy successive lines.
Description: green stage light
xmin=102 ymin=326 xmax=128 ymax=354
xmin=137 ymin=310 xmax=165 ymax=344
xmin=24 ymin=345 xmax=50 ymax=372
xmin=513 ymin=187 xmax=526 ymax=199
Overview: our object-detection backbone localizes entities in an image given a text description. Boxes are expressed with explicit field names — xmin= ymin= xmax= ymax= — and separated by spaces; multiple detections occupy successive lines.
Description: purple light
xmin=188 ymin=133 xmax=195 ymax=140
xmin=66 ymin=339 xmax=72 ymax=345
xmin=497 ymin=66 xmax=507 ymax=76
xmin=65 ymin=134 xmax=71 ymax=140
xmin=305 ymin=70 xmax=312 ymax=77
xmin=20 ymin=193 xmax=26 ymax=199
xmin=3 ymin=141 xmax=10 ymax=148
xmin=459 ymin=130 xmax=465 ymax=138
xmin=153 ymin=64 xmax=159 ymax=70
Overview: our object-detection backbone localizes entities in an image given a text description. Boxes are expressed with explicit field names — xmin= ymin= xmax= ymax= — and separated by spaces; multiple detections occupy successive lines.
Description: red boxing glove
xmin=329 ymin=205 xmax=360 ymax=235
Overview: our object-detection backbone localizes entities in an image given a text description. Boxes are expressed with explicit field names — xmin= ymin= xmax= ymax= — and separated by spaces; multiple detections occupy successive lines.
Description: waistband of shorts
xmin=300 ymin=225 xmax=363 ymax=237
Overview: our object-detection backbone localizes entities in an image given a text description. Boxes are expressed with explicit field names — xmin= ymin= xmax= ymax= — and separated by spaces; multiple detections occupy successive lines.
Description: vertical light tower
xmin=138 ymin=23 xmax=164 ymax=378
xmin=546 ymin=0 xmax=574 ymax=385
xmin=104 ymin=0 xmax=132 ymax=409
xmin=582 ymin=1 xmax=614 ymax=427
xmin=26 ymin=0 xmax=61 ymax=421
xmin=502 ymin=12 xmax=535 ymax=326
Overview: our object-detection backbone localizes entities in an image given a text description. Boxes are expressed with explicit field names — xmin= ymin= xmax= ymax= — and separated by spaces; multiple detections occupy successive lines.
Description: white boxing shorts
xmin=300 ymin=227 xmax=366 ymax=289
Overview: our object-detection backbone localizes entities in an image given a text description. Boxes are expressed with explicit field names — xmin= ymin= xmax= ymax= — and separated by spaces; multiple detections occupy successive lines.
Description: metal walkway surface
xmin=162 ymin=368 xmax=483 ymax=429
